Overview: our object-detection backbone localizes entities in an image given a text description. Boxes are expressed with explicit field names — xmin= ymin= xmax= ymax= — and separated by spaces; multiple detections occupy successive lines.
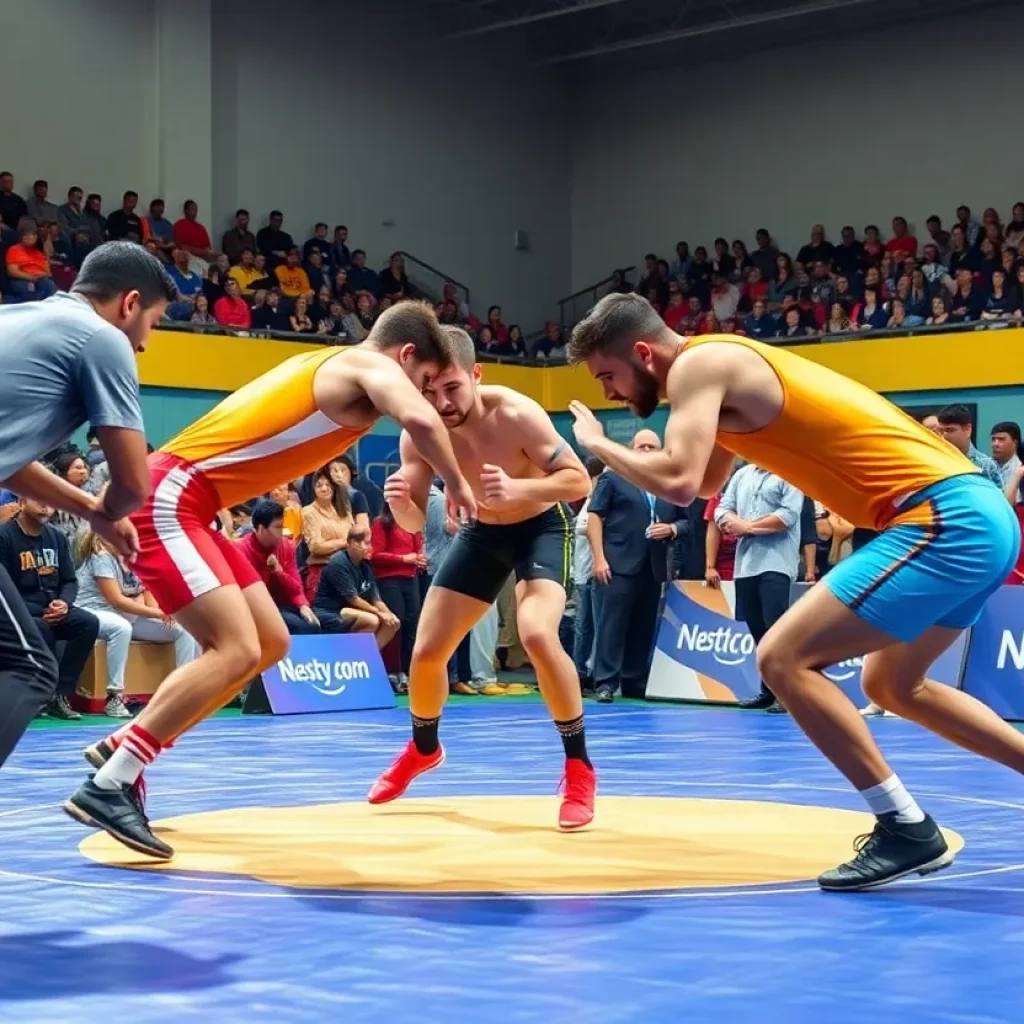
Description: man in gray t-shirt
xmin=0 ymin=240 xmax=176 ymax=771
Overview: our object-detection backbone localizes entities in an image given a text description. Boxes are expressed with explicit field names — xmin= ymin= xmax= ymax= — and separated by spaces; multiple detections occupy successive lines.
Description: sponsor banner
xmin=260 ymin=633 xmax=396 ymax=715
xmin=961 ymin=586 xmax=1024 ymax=721
xmin=648 ymin=580 xmax=968 ymax=707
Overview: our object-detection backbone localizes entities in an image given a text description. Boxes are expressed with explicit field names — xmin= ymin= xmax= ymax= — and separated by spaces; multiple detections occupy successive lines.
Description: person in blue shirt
xmin=347 ymin=249 xmax=380 ymax=294
xmin=166 ymin=246 xmax=204 ymax=321
xmin=742 ymin=298 xmax=776 ymax=339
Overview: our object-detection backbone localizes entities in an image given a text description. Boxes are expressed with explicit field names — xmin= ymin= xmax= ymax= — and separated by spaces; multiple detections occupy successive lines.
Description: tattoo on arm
xmin=545 ymin=441 xmax=567 ymax=468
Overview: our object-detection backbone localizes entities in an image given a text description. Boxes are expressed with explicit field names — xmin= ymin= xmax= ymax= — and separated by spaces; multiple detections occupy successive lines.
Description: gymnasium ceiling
xmin=422 ymin=0 xmax=1017 ymax=75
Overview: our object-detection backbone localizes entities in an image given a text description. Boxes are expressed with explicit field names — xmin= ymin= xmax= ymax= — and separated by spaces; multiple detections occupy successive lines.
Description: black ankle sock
xmin=555 ymin=715 xmax=591 ymax=767
xmin=411 ymin=714 xmax=440 ymax=755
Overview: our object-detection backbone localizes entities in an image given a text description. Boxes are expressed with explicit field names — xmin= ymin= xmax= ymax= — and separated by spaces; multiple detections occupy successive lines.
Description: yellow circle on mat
xmin=78 ymin=796 xmax=965 ymax=894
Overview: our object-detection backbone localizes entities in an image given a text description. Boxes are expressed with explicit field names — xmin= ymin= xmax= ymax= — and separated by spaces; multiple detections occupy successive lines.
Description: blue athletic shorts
xmin=824 ymin=473 xmax=1020 ymax=642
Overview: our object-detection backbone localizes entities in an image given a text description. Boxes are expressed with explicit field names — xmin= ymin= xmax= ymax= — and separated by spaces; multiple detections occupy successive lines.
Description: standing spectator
xmin=303 ymin=223 xmax=333 ymax=266
xmin=371 ymin=503 xmax=424 ymax=690
xmin=222 ymin=209 xmax=256 ymax=266
xmin=586 ymin=430 xmax=664 ymax=703
xmin=106 ymin=191 xmax=142 ymax=241
xmin=797 ymin=224 xmax=835 ymax=267
xmin=275 ymin=247 xmax=311 ymax=299
xmin=58 ymin=186 xmax=87 ymax=242
xmin=237 ymin=499 xmax=320 ymax=634
xmin=750 ymin=228 xmax=779 ymax=281
xmin=5 ymin=222 xmax=56 ymax=300
xmin=0 ymin=172 xmax=27 ymax=230
xmin=25 ymin=180 xmax=59 ymax=227
xmin=172 ymin=200 xmax=214 ymax=262
xmin=0 ymin=497 xmax=99 ymax=720
xmin=311 ymin=528 xmax=400 ymax=650
xmin=572 ymin=457 xmax=604 ymax=690
xmin=257 ymin=210 xmax=294 ymax=269
xmin=715 ymin=463 xmax=803 ymax=712
xmin=144 ymin=199 xmax=175 ymax=257
xmin=885 ymin=216 xmax=917 ymax=261
xmin=991 ymin=421 xmax=1022 ymax=488
xmin=75 ymin=528 xmax=199 ymax=717
xmin=325 ymin=454 xmax=380 ymax=522
xmin=331 ymin=225 xmax=351 ymax=270
xmin=935 ymin=405 xmax=1002 ymax=485
xmin=301 ymin=467 xmax=357 ymax=602
xmin=213 ymin=278 xmax=252 ymax=330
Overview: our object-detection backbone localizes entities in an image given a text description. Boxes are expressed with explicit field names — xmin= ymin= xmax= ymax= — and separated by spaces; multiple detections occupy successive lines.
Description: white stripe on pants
xmin=89 ymin=608 xmax=200 ymax=693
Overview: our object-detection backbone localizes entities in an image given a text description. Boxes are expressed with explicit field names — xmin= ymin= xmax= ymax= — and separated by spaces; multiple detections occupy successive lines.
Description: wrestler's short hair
xmin=368 ymin=300 xmax=450 ymax=366
xmin=568 ymin=292 xmax=672 ymax=364
xmin=440 ymin=325 xmax=477 ymax=371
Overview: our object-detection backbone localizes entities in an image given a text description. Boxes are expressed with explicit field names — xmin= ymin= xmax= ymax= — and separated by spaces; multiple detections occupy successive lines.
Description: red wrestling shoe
xmin=368 ymin=741 xmax=446 ymax=804
xmin=558 ymin=759 xmax=596 ymax=830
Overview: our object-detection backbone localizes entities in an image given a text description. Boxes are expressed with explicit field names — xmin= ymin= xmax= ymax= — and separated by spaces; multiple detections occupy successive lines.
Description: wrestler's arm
xmin=578 ymin=351 xmax=727 ymax=507
xmin=511 ymin=401 xmax=591 ymax=503
xmin=388 ymin=431 xmax=436 ymax=534
xmin=698 ymin=444 xmax=736 ymax=500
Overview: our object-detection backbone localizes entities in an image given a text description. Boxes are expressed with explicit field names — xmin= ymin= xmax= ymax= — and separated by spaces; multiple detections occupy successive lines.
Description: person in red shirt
xmin=5 ymin=222 xmax=56 ymax=299
xmin=172 ymin=199 xmax=214 ymax=260
xmin=884 ymin=216 xmax=918 ymax=262
xmin=703 ymin=492 xmax=737 ymax=586
xmin=213 ymin=278 xmax=252 ymax=330
xmin=662 ymin=289 xmax=687 ymax=331
xmin=370 ymin=504 xmax=425 ymax=684
xmin=237 ymin=499 xmax=321 ymax=633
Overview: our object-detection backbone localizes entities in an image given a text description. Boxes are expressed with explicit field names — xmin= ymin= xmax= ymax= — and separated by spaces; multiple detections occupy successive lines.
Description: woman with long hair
xmin=51 ymin=452 xmax=91 ymax=554
xmin=75 ymin=529 xmax=199 ymax=717
xmin=370 ymin=501 xmax=425 ymax=692
xmin=301 ymin=466 xmax=356 ymax=601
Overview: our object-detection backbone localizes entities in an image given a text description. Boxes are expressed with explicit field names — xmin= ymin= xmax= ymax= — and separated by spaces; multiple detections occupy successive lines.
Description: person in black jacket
xmin=0 ymin=498 xmax=99 ymax=719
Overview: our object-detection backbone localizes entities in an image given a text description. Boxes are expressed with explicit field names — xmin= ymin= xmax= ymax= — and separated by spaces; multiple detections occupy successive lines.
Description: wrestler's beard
xmin=441 ymin=406 xmax=472 ymax=429
xmin=628 ymin=367 xmax=660 ymax=419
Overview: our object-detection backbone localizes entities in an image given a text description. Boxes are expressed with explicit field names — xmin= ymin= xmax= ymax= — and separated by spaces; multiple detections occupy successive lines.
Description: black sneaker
xmin=765 ymin=701 xmax=788 ymax=714
xmin=84 ymin=737 xmax=114 ymax=770
xmin=740 ymin=693 xmax=774 ymax=710
xmin=818 ymin=813 xmax=953 ymax=892
xmin=49 ymin=695 xmax=82 ymax=720
xmin=595 ymin=685 xmax=614 ymax=704
xmin=63 ymin=777 xmax=173 ymax=860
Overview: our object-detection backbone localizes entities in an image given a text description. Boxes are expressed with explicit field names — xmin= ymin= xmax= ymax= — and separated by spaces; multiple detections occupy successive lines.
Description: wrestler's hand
xmin=87 ymin=510 xmax=141 ymax=561
xmin=445 ymin=476 xmax=478 ymax=523
xmin=383 ymin=471 xmax=413 ymax=514
xmin=481 ymin=464 xmax=518 ymax=506
xmin=569 ymin=401 xmax=605 ymax=451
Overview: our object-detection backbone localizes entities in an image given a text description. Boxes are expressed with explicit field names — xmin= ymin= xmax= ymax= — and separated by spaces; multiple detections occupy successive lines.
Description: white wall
xmin=210 ymin=0 xmax=571 ymax=327
xmin=569 ymin=7 xmax=1024 ymax=289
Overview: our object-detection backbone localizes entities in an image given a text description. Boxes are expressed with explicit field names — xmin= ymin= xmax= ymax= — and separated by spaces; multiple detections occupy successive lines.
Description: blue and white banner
xmin=960 ymin=586 xmax=1024 ymax=720
xmin=260 ymin=633 xmax=396 ymax=715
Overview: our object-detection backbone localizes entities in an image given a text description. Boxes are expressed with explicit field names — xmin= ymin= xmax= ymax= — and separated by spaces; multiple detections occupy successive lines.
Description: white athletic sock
xmin=859 ymin=774 xmax=926 ymax=824
xmin=93 ymin=723 xmax=161 ymax=791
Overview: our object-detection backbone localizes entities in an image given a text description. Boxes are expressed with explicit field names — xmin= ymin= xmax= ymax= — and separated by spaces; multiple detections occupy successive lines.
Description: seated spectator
xmin=237 ymin=499 xmax=320 ymax=634
xmin=862 ymin=224 xmax=884 ymax=264
xmin=948 ymin=267 xmax=985 ymax=323
xmin=906 ymin=270 xmax=931 ymax=323
xmin=710 ymin=274 xmax=740 ymax=321
xmin=256 ymin=210 xmax=293 ymax=269
xmin=228 ymin=247 xmax=262 ymax=296
xmin=700 ymin=310 xmax=723 ymax=334
xmin=500 ymin=324 xmax=527 ymax=358
xmin=1002 ymin=246 xmax=1018 ymax=278
xmin=809 ymin=261 xmax=837 ymax=307
xmin=306 ymin=248 xmax=332 ymax=295
xmin=825 ymin=301 xmax=853 ymax=335
xmin=832 ymin=226 xmax=864 ymax=276
xmin=302 ymin=466 xmax=359 ymax=601
xmin=834 ymin=273 xmax=858 ymax=308
xmin=476 ymin=324 xmax=501 ymax=357
xmin=533 ymin=321 xmax=565 ymax=360
xmin=732 ymin=239 xmax=751 ymax=278
xmin=0 ymin=497 xmax=99 ymax=720
xmin=797 ymin=224 xmax=835 ymax=267
xmin=926 ymin=215 xmax=951 ymax=256
xmin=370 ymin=503 xmax=424 ymax=689
xmin=172 ymin=199 xmax=214 ymax=261
xmin=982 ymin=268 xmax=1015 ymax=320
xmin=768 ymin=258 xmax=798 ymax=310
xmin=887 ymin=298 xmax=909 ymax=329
xmin=275 ymin=247 xmax=311 ymax=298
xmin=1015 ymin=265 xmax=1024 ymax=311
xmin=78 ymin=193 xmax=106 ymax=245
xmin=26 ymin=179 xmax=60 ymax=226
xmin=247 ymin=253 xmax=275 ymax=292
xmin=288 ymin=295 xmax=314 ymax=334
xmin=309 ymin=284 xmax=334 ymax=325
xmin=854 ymin=286 xmax=887 ymax=330
xmin=885 ymin=216 xmax=917 ymax=261
xmin=76 ymin=528 xmax=199 ymax=717
xmin=936 ymin=404 xmax=1002 ymax=484
xmin=609 ymin=268 xmax=633 ymax=294
xmin=143 ymin=198 xmax=175 ymax=258
xmin=5 ymin=222 xmax=56 ymax=300
xmin=50 ymin=452 xmax=91 ymax=549
xmin=679 ymin=295 xmax=704 ymax=334
xmin=168 ymin=245 xmax=204 ymax=304
xmin=303 ymin=222 xmax=333 ymax=266
xmin=333 ymin=268 xmax=353 ymax=304
xmin=955 ymin=205 xmax=981 ymax=246
xmin=347 ymin=249 xmax=379 ymax=294
xmin=317 ymin=300 xmax=347 ymax=338
xmin=978 ymin=237 xmax=1001 ymax=284
xmin=214 ymin=278 xmax=252 ymax=329
xmin=947 ymin=225 xmax=978 ymax=277
xmin=1006 ymin=203 xmax=1024 ymax=251
xmin=635 ymin=252 xmax=659 ymax=294
xmin=663 ymin=290 xmax=687 ymax=331
xmin=740 ymin=265 xmax=769 ymax=309
xmin=486 ymin=304 xmax=510 ymax=344
xmin=220 ymin=208 xmax=255 ymax=266
xmin=323 ymin=455 xmax=378 ymax=522
xmin=777 ymin=307 xmax=810 ymax=339
xmin=711 ymin=237 xmax=735 ymax=279
xmin=203 ymin=264 xmax=226 ymax=307
xmin=191 ymin=294 xmax=214 ymax=325
xmin=750 ymin=228 xmax=779 ymax=281
xmin=686 ymin=246 xmax=713 ymax=301
xmin=0 ymin=172 xmax=27 ymax=230
xmin=39 ymin=221 xmax=76 ymax=291
xmin=743 ymin=298 xmax=776 ymax=339
xmin=926 ymin=294 xmax=950 ymax=326
xmin=331 ymin=224 xmax=351 ymax=269
xmin=378 ymin=252 xmax=409 ymax=300
xmin=669 ymin=242 xmax=691 ymax=282
xmin=311 ymin=528 xmax=400 ymax=654
xmin=863 ymin=265 xmax=887 ymax=301
xmin=57 ymin=186 xmax=86 ymax=242
xmin=252 ymin=289 xmax=289 ymax=331
xmin=106 ymin=191 xmax=142 ymax=241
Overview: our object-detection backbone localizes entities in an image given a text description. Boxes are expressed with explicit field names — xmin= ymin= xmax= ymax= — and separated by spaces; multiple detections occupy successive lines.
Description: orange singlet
xmin=688 ymin=334 xmax=975 ymax=530
xmin=132 ymin=347 xmax=372 ymax=614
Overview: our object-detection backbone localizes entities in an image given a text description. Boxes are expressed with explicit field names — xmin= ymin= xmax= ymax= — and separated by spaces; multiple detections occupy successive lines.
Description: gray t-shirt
xmin=76 ymin=551 xmax=144 ymax=612
xmin=0 ymin=292 xmax=144 ymax=481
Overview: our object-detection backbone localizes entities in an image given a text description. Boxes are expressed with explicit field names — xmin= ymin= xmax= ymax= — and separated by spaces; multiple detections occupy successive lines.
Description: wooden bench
xmin=75 ymin=640 xmax=178 ymax=713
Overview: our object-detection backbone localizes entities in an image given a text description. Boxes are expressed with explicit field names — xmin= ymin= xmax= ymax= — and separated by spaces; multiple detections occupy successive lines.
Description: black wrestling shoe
xmin=63 ymin=777 xmax=173 ymax=860
xmin=84 ymin=737 xmax=114 ymax=770
xmin=739 ymin=693 xmax=774 ymax=709
xmin=818 ymin=813 xmax=953 ymax=892
xmin=765 ymin=701 xmax=788 ymax=714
